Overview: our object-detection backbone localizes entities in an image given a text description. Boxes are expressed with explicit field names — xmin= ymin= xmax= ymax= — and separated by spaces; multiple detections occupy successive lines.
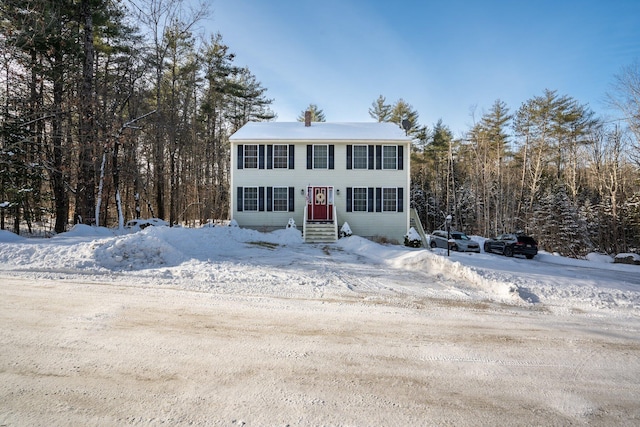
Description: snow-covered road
xmin=1 ymin=225 xmax=639 ymax=425
xmin=2 ymin=276 xmax=639 ymax=426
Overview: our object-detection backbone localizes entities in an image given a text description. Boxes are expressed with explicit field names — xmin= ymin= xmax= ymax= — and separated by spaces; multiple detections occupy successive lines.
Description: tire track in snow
xmin=419 ymin=355 xmax=571 ymax=368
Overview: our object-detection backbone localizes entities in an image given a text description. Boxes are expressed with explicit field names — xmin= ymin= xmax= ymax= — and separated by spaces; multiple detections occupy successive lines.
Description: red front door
xmin=307 ymin=186 xmax=333 ymax=221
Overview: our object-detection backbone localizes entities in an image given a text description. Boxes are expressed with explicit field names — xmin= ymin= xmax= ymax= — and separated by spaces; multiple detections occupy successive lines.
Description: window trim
xmin=243 ymin=144 xmax=258 ymax=169
xmin=352 ymin=187 xmax=368 ymax=212
xmin=307 ymin=144 xmax=334 ymax=169
xmin=272 ymin=144 xmax=289 ymax=169
xmin=382 ymin=187 xmax=398 ymax=212
xmin=382 ymin=145 xmax=398 ymax=170
xmin=242 ymin=186 xmax=259 ymax=211
xmin=352 ymin=144 xmax=368 ymax=169
xmin=313 ymin=144 xmax=329 ymax=169
xmin=272 ymin=186 xmax=289 ymax=212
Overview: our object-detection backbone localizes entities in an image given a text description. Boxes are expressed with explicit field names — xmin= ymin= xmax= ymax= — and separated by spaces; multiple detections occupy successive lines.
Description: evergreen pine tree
xmin=368 ymin=95 xmax=391 ymax=122
xmin=534 ymin=184 xmax=592 ymax=257
xmin=580 ymin=199 xmax=602 ymax=252
xmin=390 ymin=99 xmax=419 ymax=135
xmin=621 ymin=192 xmax=640 ymax=252
xmin=297 ymin=104 xmax=326 ymax=122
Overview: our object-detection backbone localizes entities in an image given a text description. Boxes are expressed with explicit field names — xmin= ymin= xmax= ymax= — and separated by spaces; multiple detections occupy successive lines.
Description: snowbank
xmin=0 ymin=230 xmax=25 ymax=243
xmin=0 ymin=225 xmax=638 ymax=313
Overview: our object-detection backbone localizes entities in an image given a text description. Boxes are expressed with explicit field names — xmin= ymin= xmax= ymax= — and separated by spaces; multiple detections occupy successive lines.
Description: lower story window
xmin=243 ymin=187 xmax=258 ymax=211
xmin=273 ymin=187 xmax=288 ymax=211
xmin=347 ymin=186 xmax=403 ymax=213
xmin=353 ymin=187 xmax=367 ymax=212
xmin=382 ymin=188 xmax=397 ymax=212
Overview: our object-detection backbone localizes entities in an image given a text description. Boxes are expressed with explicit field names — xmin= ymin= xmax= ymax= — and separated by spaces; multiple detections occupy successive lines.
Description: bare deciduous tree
xmin=607 ymin=60 xmax=640 ymax=168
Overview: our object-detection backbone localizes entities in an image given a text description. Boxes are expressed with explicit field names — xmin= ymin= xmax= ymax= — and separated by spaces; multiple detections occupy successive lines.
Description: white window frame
xmin=313 ymin=144 xmax=328 ymax=169
xmin=243 ymin=187 xmax=258 ymax=211
xmin=382 ymin=187 xmax=397 ymax=212
xmin=272 ymin=186 xmax=288 ymax=212
xmin=273 ymin=144 xmax=288 ymax=169
xmin=352 ymin=187 xmax=368 ymax=212
xmin=352 ymin=145 xmax=368 ymax=169
xmin=244 ymin=144 xmax=258 ymax=169
xmin=382 ymin=145 xmax=397 ymax=170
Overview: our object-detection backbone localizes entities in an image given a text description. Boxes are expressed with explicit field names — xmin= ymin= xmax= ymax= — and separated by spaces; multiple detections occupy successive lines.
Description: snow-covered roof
xmin=230 ymin=121 xmax=411 ymax=142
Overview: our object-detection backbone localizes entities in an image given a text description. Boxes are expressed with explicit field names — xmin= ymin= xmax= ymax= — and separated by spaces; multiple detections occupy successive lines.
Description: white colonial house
xmin=229 ymin=115 xmax=413 ymax=243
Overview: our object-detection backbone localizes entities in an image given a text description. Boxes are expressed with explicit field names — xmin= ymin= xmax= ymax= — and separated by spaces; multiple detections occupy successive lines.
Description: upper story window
xmin=306 ymin=144 xmax=334 ymax=170
xmin=244 ymin=145 xmax=258 ymax=169
xmin=313 ymin=145 xmax=328 ymax=169
xmin=273 ymin=145 xmax=289 ymax=169
xmin=353 ymin=145 xmax=368 ymax=169
xmin=382 ymin=145 xmax=398 ymax=170
xmin=238 ymin=144 xmax=294 ymax=170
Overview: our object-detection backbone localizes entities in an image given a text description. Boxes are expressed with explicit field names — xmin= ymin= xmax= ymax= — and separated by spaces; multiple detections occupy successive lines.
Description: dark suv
xmin=483 ymin=233 xmax=538 ymax=259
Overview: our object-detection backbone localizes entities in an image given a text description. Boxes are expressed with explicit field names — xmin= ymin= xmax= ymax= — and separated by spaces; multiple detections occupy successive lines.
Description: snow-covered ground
xmin=1 ymin=224 xmax=639 ymax=425
xmin=2 ymin=224 xmax=639 ymax=313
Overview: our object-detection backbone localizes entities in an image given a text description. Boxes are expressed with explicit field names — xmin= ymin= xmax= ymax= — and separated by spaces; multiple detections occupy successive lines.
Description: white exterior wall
xmin=230 ymin=139 xmax=411 ymax=243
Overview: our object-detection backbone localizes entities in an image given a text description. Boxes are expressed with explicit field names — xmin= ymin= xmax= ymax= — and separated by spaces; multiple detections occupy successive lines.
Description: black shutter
xmin=346 ymin=187 xmax=352 ymax=212
xmin=237 ymin=145 xmax=244 ymax=170
xmin=375 ymin=187 xmax=382 ymax=212
xmin=267 ymin=145 xmax=273 ymax=169
xmin=368 ymin=187 xmax=374 ymax=212
xmin=376 ymin=145 xmax=382 ymax=170
xmin=266 ymin=187 xmax=273 ymax=211
xmin=237 ymin=187 xmax=243 ymax=211
xmin=288 ymin=145 xmax=295 ymax=169
xmin=258 ymin=186 xmax=265 ymax=211
xmin=329 ymin=145 xmax=335 ymax=169
xmin=368 ymin=145 xmax=374 ymax=170
xmin=397 ymin=187 xmax=404 ymax=212
xmin=346 ymin=145 xmax=352 ymax=170
xmin=258 ymin=145 xmax=265 ymax=169
xmin=307 ymin=145 xmax=312 ymax=169
xmin=398 ymin=145 xmax=404 ymax=170
xmin=288 ymin=187 xmax=295 ymax=212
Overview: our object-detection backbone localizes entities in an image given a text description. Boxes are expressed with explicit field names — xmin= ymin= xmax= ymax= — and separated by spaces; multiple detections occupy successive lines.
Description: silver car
xmin=429 ymin=230 xmax=480 ymax=253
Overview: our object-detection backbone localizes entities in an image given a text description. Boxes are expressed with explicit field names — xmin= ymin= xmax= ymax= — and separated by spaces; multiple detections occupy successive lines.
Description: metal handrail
xmin=303 ymin=199 xmax=308 ymax=241
xmin=332 ymin=204 xmax=338 ymax=240
xmin=410 ymin=208 xmax=429 ymax=248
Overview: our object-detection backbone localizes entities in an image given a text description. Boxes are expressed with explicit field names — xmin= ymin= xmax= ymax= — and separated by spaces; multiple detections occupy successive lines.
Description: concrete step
xmin=304 ymin=222 xmax=337 ymax=243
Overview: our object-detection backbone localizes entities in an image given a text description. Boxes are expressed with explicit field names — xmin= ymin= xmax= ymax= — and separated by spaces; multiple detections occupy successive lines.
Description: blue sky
xmin=208 ymin=0 xmax=640 ymax=136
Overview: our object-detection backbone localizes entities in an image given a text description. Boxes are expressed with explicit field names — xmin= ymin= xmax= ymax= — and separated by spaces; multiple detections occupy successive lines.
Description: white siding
xmin=230 ymin=136 xmax=411 ymax=243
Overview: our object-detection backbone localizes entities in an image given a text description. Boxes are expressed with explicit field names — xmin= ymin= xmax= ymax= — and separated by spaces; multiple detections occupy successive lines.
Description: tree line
xmin=1 ymin=0 xmax=274 ymax=234
xmin=382 ymin=85 xmax=640 ymax=257
xmin=2 ymin=1 xmax=639 ymax=257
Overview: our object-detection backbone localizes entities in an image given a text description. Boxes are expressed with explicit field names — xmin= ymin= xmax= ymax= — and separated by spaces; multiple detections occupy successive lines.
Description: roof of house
xmin=229 ymin=121 xmax=411 ymax=142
